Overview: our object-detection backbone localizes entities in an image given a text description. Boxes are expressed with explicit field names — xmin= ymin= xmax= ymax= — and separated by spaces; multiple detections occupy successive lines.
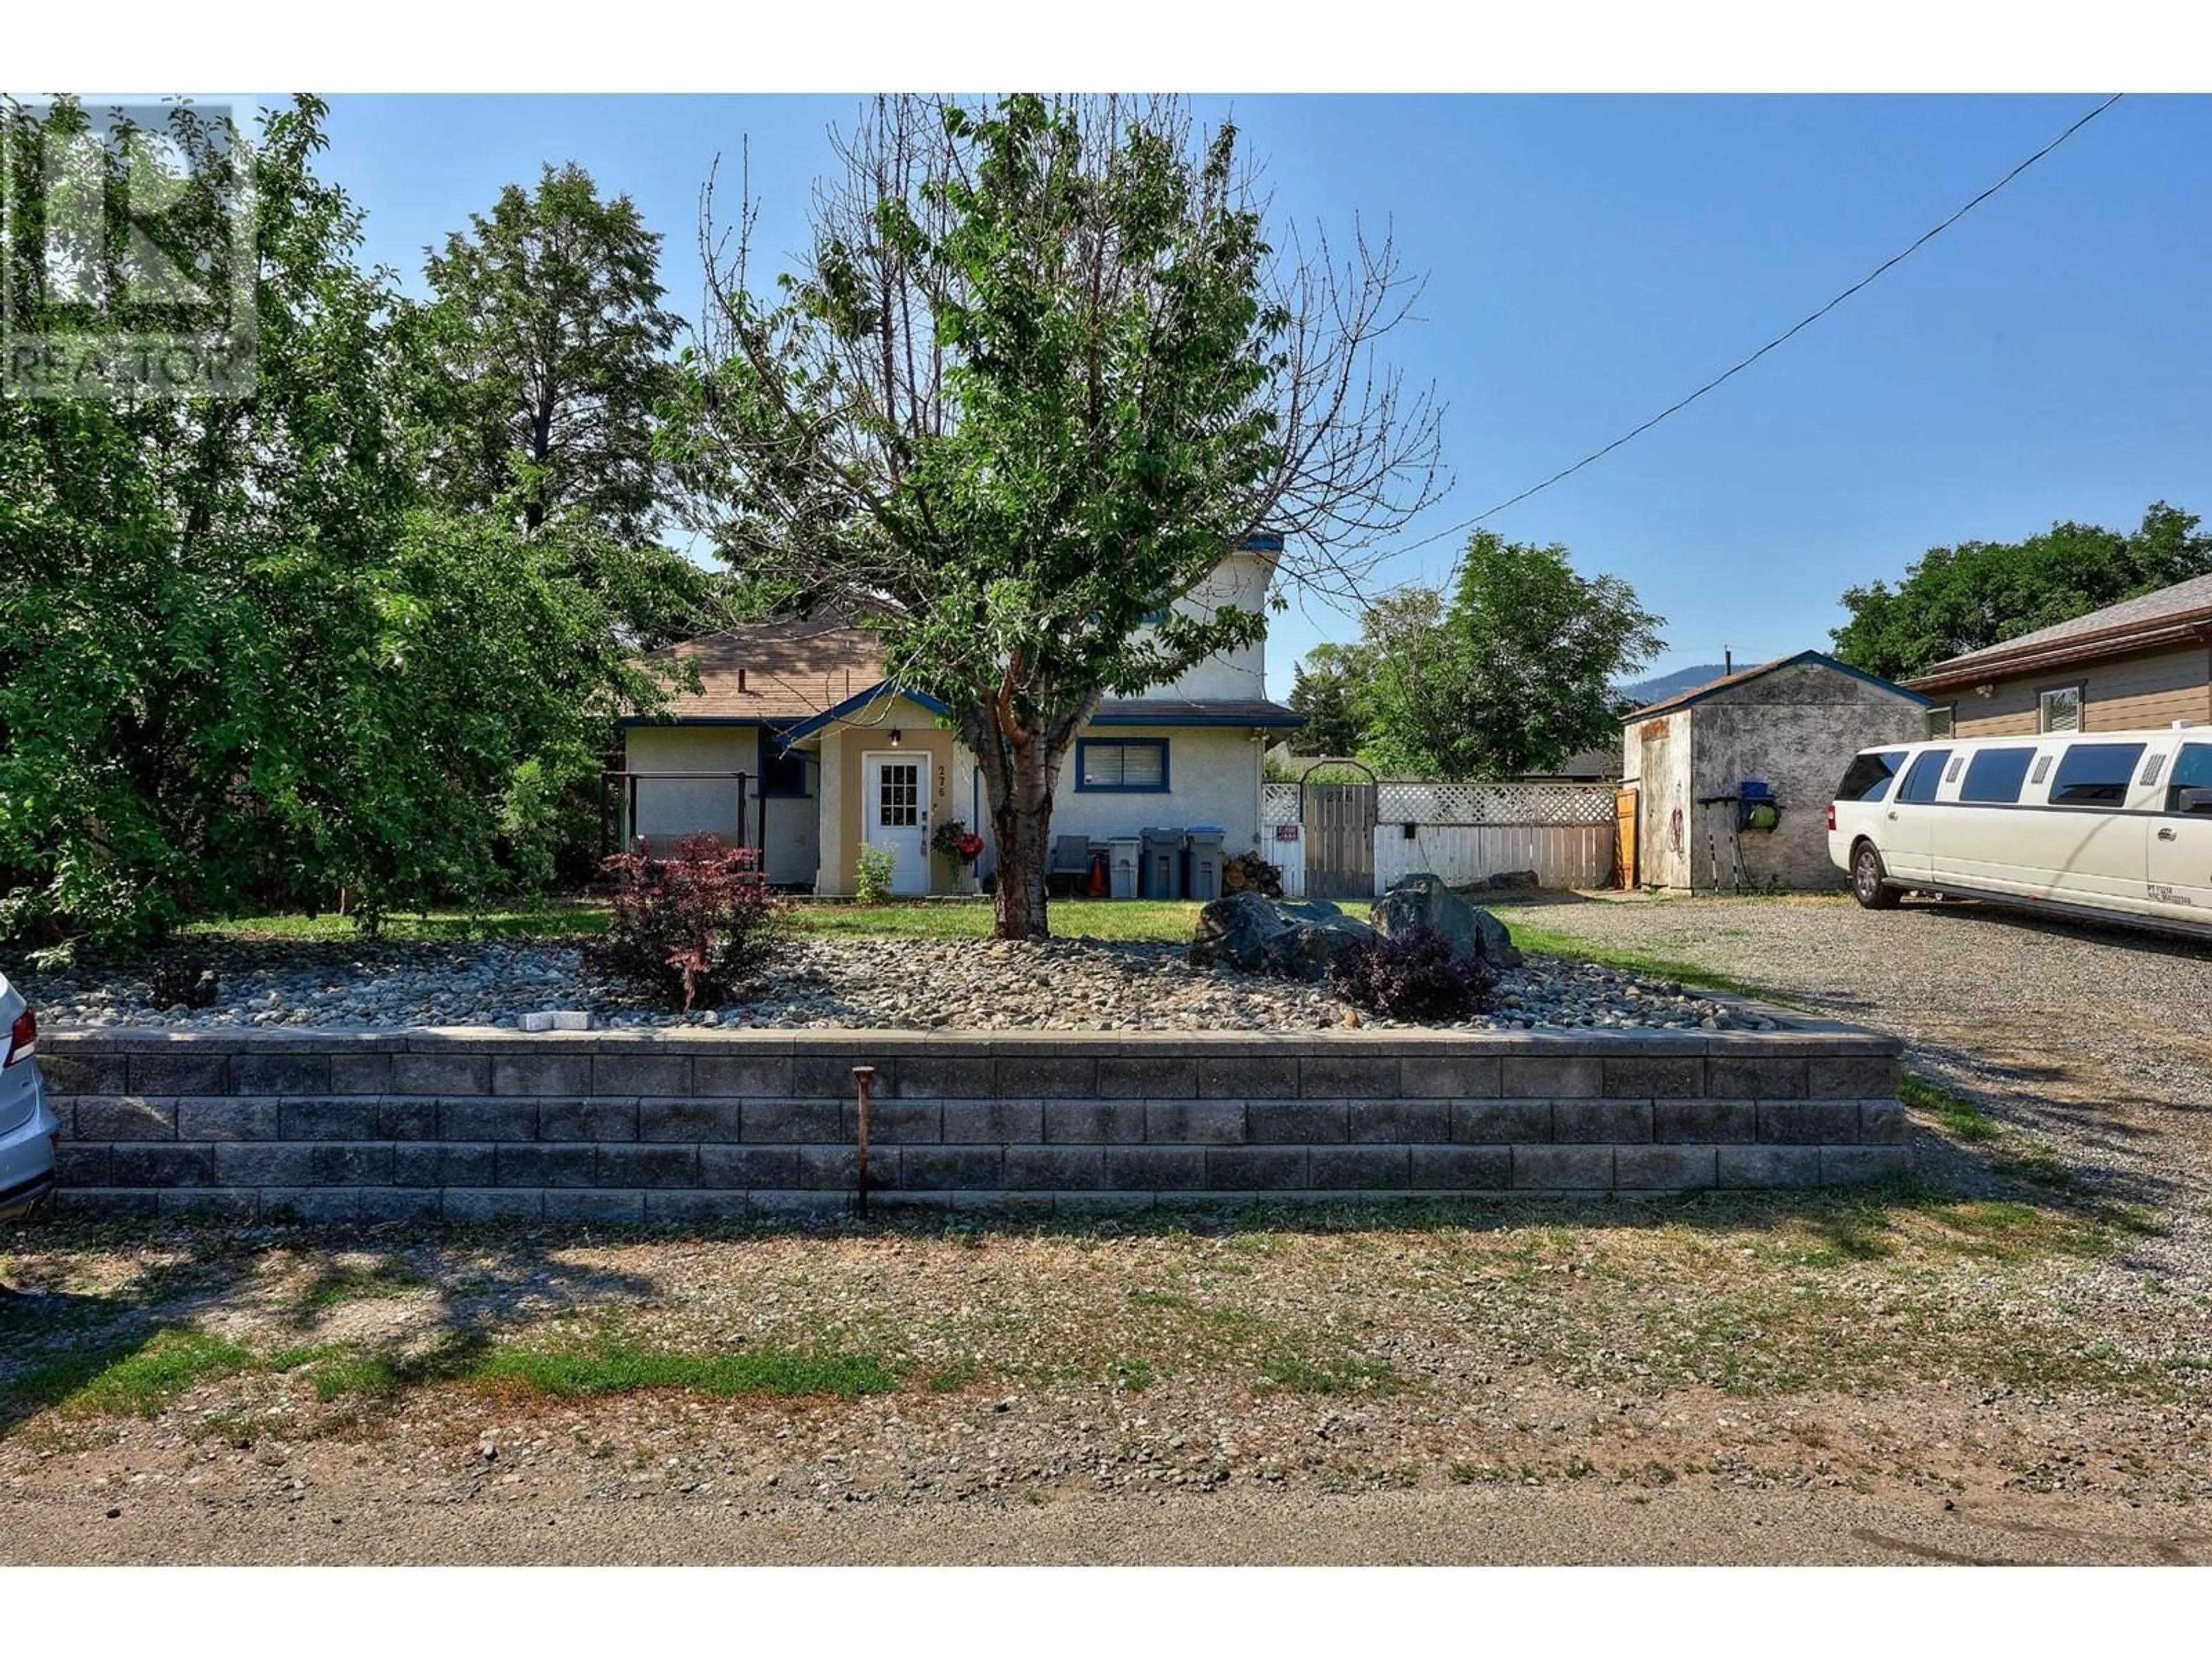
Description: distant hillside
xmin=1616 ymin=662 xmax=1729 ymax=708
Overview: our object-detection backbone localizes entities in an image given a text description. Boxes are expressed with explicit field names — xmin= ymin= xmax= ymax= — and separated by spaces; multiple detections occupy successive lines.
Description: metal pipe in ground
xmin=851 ymin=1066 xmax=876 ymax=1218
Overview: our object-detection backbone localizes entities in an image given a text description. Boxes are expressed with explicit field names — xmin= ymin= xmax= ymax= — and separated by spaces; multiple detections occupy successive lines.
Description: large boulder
xmin=1190 ymin=892 xmax=1377 ymax=982
xmin=1369 ymin=872 xmax=1522 ymax=968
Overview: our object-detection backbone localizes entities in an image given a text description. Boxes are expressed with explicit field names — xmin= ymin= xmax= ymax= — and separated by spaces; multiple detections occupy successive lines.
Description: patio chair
xmin=1046 ymin=834 xmax=1094 ymax=896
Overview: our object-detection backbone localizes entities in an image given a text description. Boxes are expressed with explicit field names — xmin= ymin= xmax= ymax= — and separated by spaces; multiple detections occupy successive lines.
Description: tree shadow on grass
xmin=0 ymin=1226 xmax=663 ymax=1437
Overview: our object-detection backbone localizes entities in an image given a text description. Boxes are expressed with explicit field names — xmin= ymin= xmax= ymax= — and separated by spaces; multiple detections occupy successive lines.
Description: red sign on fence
xmin=1274 ymin=823 xmax=1300 ymax=841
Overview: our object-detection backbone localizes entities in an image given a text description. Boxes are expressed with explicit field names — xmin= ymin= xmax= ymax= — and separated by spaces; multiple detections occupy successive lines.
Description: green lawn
xmin=1482 ymin=907 xmax=1784 ymax=1001
xmin=183 ymin=896 xmax=1202 ymax=946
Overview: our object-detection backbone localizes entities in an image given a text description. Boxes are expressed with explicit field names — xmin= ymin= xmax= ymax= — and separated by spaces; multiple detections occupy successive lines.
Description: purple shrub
xmin=1326 ymin=923 xmax=1498 ymax=1022
xmin=586 ymin=835 xmax=789 ymax=1010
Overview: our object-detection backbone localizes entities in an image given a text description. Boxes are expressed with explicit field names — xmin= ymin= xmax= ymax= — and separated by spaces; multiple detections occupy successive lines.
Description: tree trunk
xmin=987 ymin=717 xmax=1059 ymax=940
xmin=965 ymin=696 xmax=1094 ymax=942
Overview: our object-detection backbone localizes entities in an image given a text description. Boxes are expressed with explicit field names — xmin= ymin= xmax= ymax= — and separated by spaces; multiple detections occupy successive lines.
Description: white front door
xmin=862 ymin=751 xmax=931 ymax=895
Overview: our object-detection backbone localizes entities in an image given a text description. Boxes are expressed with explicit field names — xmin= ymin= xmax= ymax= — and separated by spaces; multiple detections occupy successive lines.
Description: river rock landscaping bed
xmin=16 ymin=933 xmax=1756 ymax=1034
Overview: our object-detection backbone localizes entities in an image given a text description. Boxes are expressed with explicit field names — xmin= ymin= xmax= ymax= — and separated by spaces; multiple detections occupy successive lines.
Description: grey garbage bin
xmin=1108 ymin=836 xmax=1141 ymax=900
xmin=1185 ymin=827 xmax=1226 ymax=901
xmin=1141 ymin=828 xmax=1187 ymax=900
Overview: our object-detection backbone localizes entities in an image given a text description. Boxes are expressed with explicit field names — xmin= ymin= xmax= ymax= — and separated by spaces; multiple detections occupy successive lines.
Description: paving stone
xmin=75 ymin=1097 xmax=176 ymax=1142
xmin=1003 ymin=1146 xmax=1106 ymax=1190
xmin=1706 ymin=1056 xmax=1809 ymax=1100
xmin=1145 ymin=1100 xmax=1247 ymax=1145
xmin=1615 ymin=1145 xmax=1719 ymax=1190
xmin=1718 ymin=1145 xmax=1823 ymax=1188
xmin=1653 ymin=1099 xmax=1759 ymax=1144
xmin=108 ymin=1144 xmax=213 ymax=1187
xmin=596 ymin=1144 xmax=699 ymax=1188
xmin=1397 ymin=1055 xmax=1503 ymax=1098
xmin=940 ymin=1100 xmax=1046 ymax=1143
xmin=1348 ymin=1100 xmax=1450 ymax=1143
xmin=592 ymin=1054 xmax=690 ymax=1097
xmin=1500 ymin=1056 xmax=1602 ymax=1098
xmin=1309 ymin=1146 xmax=1411 ymax=1190
xmin=1041 ymin=1100 xmax=1148 ymax=1144
xmin=1822 ymin=1145 xmax=1911 ymax=1185
xmin=495 ymin=1144 xmax=597 ymax=1188
xmin=438 ymin=1099 xmax=539 ymax=1142
xmin=1758 ymin=1100 xmax=1862 ymax=1145
xmin=1199 ymin=1056 xmax=1297 ymax=1099
xmin=1551 ymin=1099 xmax=1653 ymax=1145
xmin=1512 ymin=1145 xmax=1614 ymax=1190
xmin=494 ymin=1054 xmax=592 ymax=1097
xmin=1095 ymin=1056 xmax=1198 ymax=1099
xmin=693 ymin=1056 xmax=796 ymax=1098
xmin=1601 ymin=1056 xmax=1706 ymax=1099
xmin=1247 ymin=1100 xmax=1350 ymax=1144
xmin=638 ymin=1100 xmax=746 ymax=1143
xmin=391 ymin=1054 xmax=490 ymax=1097
xmin=1452 ymin=1100 xmax=1553 ymax=1143
xmin=696 ymin=1146 xmax=801 ymax=1190
xmin=1408 ymin=1145 xmax=1512 ymax=1190
xmin=1204 ymin=1147 xmax=1309 ymax=1191
xmin=310 ymin=1143 xmax=395 ymax=1186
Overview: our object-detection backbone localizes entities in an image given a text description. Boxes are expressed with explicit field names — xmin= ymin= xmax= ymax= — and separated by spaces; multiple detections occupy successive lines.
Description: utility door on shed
xmin=1614 ymin=786 xmax=1638 ymax=888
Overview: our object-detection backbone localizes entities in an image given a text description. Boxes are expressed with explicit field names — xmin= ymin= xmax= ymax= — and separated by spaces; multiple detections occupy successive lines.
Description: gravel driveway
xmin=1493 ymin=890 xmax=2212 ymax=1268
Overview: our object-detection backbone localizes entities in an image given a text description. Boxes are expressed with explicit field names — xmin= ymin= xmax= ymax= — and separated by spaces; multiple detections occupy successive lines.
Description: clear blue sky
xmin=317 ymin=93 xmax=2212 ymax=698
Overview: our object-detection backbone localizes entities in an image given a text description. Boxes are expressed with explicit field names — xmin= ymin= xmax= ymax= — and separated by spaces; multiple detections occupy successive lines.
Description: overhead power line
xmin=1398 ymin=93 xmax=2127 ymax=568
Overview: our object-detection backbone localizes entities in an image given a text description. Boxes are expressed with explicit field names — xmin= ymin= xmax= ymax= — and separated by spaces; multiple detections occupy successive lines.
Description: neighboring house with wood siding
xmin=1906 ymin=573 xmax=2212 ymax=739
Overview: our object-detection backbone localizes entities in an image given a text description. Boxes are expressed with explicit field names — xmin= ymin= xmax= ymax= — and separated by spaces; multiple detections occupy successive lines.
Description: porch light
xmin=889 ymin=729 xmax=903 ymax=747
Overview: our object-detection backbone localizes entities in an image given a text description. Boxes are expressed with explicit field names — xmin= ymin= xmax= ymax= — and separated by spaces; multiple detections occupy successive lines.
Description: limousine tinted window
xmin=1835 ymin=750 xmax=1906 ymax=802
xmin=2049 ymin=743 xmax=2147 ymax=806
xmin=1960 ymin=747 xmax=2036 ymax=804
xmin=2167 ymin=744 xmax=2212 ymax=813
xmin=1897 ymin=749 xmax=1950 ymax=805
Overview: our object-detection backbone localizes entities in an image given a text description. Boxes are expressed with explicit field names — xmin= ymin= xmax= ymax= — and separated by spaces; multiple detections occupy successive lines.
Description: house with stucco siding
xmin=612 ymin=538 xmax=1303 ymax=896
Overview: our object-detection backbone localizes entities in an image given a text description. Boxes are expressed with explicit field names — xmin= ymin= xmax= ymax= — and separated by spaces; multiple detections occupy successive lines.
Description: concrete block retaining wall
xmin=37 ymin=1018 xmax=1906 ymax=1222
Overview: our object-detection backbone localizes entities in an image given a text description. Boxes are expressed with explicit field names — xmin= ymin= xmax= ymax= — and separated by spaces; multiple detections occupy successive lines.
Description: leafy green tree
xmin=1286 ymin=643 xmax=1372 ymax=756
xmin=673 ymin=94 xmax=1442 ymax=938
xmin=1832 ymin=502 xmax=2212 ymax=681
xmin=1357 ymin=532 xmax=1662 ymax=779
xmin=414 ymin=161 xmax=726 ymax=650
xmin=0 ymin=97 xmax=683 ymax=955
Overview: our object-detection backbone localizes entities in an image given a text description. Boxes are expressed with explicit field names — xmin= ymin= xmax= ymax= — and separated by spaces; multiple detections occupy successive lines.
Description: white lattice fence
xmin=1374 ymin=781 xmax=1614 ymax=826
xmin=1262 ymin=783 xmax=1304 ymax=824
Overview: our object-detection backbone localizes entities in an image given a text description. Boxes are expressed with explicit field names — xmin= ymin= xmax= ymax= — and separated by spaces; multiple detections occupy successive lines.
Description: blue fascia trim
xmin=1089 ymin=710 xmax=1306 ymax=728
xmin=1236 ymin=533 xmax=1286 ymax=553
xmin=776 ymin=681 xmax=953 ymax=749
xmin=1075 ymin=736 xmax=1172 ymax=793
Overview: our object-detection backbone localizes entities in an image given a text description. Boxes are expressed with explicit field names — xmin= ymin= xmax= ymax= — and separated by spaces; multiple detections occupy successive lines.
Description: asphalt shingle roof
xmin=1915 ymin=572 xmax=2212 ymax=679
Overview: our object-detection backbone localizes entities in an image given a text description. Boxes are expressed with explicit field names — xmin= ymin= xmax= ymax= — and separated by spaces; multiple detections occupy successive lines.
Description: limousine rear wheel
xmin=1851 ymin=840 xmax=1900 ymax=910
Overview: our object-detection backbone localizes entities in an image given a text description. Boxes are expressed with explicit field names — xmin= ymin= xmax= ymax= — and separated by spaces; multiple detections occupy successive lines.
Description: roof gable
xmin=1623 ymin=650 xmax=1929 ymax=720
xmin=630 ymin=614 xmax=887 ymax=726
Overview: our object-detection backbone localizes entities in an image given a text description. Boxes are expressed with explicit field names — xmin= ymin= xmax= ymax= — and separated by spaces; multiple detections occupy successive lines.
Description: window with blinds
xmin=1076 ymin=739 xmax=1169 ymax=793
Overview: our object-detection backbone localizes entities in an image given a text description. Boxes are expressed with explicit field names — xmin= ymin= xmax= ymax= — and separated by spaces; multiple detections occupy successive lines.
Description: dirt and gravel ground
xmin=4 ymin=889 xmax=2210 ymax=1565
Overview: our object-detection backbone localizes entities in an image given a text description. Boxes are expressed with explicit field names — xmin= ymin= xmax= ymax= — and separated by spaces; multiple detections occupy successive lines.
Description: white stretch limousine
xmin=1828 ymin=728 xmax=2212 ymax=936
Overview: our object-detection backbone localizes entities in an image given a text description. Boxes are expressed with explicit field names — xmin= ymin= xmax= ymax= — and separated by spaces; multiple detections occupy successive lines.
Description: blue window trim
xmin=1075 ymin=737 xmax=1171 ymax=794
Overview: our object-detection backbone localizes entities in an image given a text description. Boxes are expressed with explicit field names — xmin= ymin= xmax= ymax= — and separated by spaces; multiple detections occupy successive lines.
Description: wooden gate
xmin=1304 ymin=782 xmax=1378 ymax=901
xmin=1614 ymin=786 xmax=1638 ymax=890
